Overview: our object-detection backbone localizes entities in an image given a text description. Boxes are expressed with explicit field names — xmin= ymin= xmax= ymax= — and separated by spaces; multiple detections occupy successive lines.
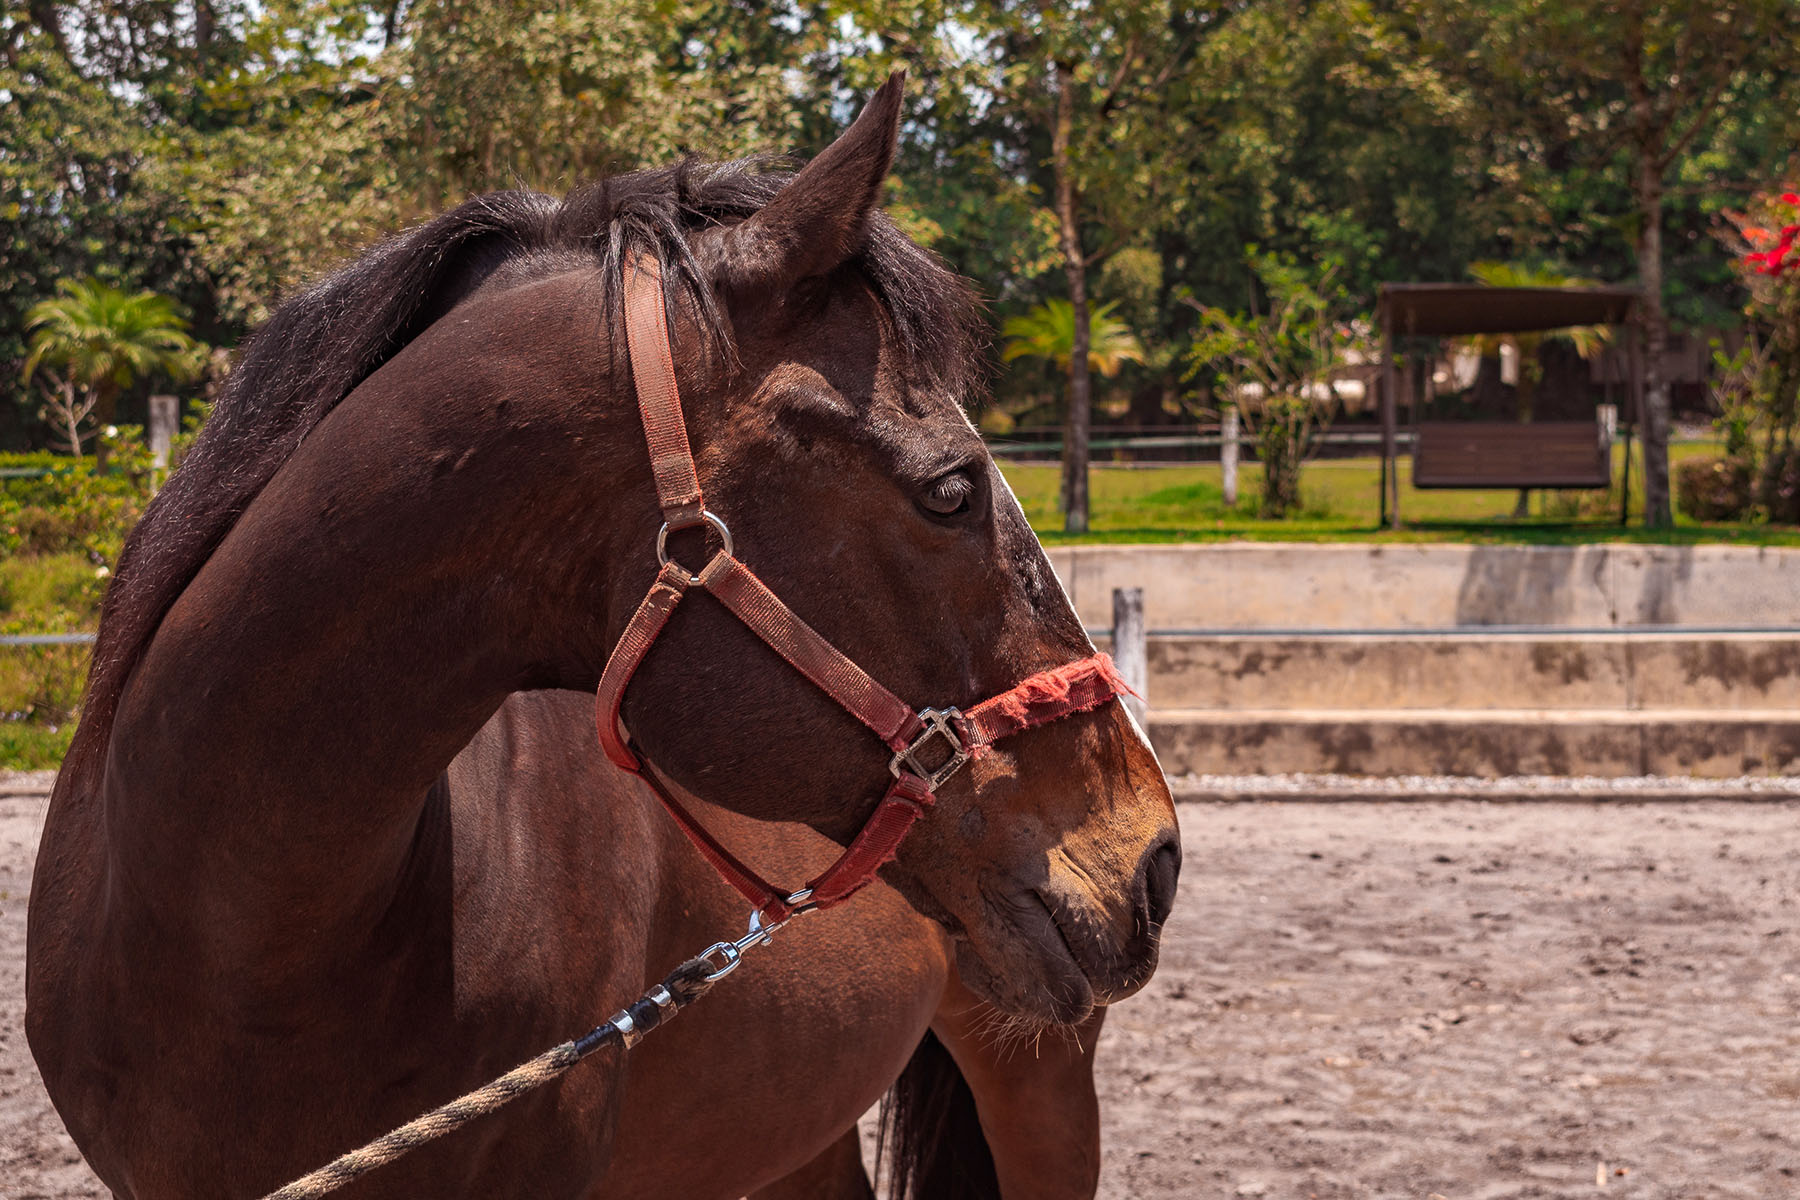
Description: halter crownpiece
xmin=595 ymin=253 xmax=1130 ymax=923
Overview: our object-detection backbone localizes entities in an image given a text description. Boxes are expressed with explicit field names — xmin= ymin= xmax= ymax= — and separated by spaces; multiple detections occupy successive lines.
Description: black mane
xmin=69 ymin=156 xmax=983 ymax=781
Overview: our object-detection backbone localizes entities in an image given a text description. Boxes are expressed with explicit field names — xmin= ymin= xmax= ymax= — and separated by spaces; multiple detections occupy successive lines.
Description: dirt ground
xmin=5 ymin=779 xmax=1798 ymax=1199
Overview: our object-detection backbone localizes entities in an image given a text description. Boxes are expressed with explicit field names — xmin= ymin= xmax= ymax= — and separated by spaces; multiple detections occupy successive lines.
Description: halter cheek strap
xmin=596 ymin=254 xmax=1129 ymax=923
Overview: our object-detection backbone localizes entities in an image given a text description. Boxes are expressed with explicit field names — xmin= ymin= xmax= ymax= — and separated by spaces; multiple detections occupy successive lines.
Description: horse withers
xmin=27 ymin=73 xmax=1178 ymax=1197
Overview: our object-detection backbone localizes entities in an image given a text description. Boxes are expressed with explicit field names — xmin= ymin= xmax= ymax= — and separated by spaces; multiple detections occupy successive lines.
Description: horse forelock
xmin=63 ymin=154 xmax=985 ymax=792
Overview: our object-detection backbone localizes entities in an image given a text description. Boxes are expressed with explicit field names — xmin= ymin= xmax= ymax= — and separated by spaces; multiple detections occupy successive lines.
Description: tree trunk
xmin=193 ymin=0 xmax=216 ymax=53
xmin=1512 ymin=352 xmax=1535 ymax=517
xmin=1635 ymin=155 xmax=1672 ymax=527
xmin=382 ymin=0 xmax=406 ymax=48
xmin=1127 ymin=379 xmax=1164 ymax=427
xmin=1052 ymin=58 xmax=1091 ymax=534
xmin=56 ymin=378 xmax=84 ymax=457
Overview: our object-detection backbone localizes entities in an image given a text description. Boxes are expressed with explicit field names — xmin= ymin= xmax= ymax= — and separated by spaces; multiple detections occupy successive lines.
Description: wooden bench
xmin=1411 ymin=421 xmax=1610 ymax=489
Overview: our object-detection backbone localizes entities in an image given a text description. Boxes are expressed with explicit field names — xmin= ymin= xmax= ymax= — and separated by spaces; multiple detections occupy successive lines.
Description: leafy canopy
xmin=1002 ymin=299 xmax=1146 ymax=377
xmin=23 ymin=279 xmax=201 ymax=398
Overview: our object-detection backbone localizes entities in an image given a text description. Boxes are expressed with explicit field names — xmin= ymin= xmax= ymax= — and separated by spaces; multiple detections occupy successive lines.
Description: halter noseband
xmin=595 ymin=254 xmax=1128 ymax=924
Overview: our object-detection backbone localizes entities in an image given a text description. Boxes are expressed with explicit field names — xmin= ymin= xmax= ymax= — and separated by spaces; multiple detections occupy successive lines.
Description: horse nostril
xmin=1140 ymin=834 xmax=1181 ymax=930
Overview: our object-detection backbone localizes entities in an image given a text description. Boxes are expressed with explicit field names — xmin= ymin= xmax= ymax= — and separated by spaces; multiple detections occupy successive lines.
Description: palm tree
xmin=1002 ymin=298 xmax=1146 ymax=378
xmin=22 ymin=278 xmax=202 ymax=465
xmin=1002 ymin=299 xmax=1146 ymax=525
xmin=1463 ymin=261 xmax=1611 ymax=516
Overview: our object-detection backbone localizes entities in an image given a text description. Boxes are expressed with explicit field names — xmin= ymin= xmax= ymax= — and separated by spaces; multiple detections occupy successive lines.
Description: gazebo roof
xmin=1377 ymin=282 xmax=1640 ymax=337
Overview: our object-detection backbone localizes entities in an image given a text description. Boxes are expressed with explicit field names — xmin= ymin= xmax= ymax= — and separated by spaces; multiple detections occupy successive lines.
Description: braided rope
xmin=260 ymin=958 xmax=718 ymax=1200
xmin=264 ymin=1042 xmax=584 ymax=1200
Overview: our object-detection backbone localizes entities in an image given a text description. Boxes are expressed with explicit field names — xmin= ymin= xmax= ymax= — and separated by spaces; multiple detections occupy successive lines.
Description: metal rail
xmin=1086 ymin=624 xmax=1800 ymax=639
xmin=12 ymin=627 xmax=1798 ymax=648
xmin=987 ymin=430 xmax=1413 ymax=457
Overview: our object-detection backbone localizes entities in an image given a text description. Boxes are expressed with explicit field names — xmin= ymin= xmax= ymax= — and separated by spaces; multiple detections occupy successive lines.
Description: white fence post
xmin=1220 ymin=405 xmax=1240 ymax=507
xmin=148 ymin=394 xmax=178 ymax=472
xmin=1111 ymin=586 xmax=1147 ymax=725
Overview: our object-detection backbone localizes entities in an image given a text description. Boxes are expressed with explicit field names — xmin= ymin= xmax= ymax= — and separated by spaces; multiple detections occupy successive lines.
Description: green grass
xmin=0 ymin=551 xmax=105 ymax=623
xmin=0 ymin=722 xmax=73 ymax=771
xmin=1001 ymin=442 xmax=1800 ymax=545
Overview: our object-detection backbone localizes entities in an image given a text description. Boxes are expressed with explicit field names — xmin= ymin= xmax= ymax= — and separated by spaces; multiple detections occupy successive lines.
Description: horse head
xmin=617 ymin=75 xmax=1179 ymax=1024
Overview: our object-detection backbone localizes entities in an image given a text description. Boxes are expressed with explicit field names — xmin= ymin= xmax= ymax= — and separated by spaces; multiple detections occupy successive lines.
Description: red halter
xmin=596 ymin=255 xmax=1128 ymax=923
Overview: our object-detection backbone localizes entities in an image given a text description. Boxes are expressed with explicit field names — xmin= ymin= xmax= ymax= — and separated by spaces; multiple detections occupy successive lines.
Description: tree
xmin=1038 ymin=7 xmax=1218 ymax=532
xmin=1001 ymin=298 xmax=1146 ymax=377
xmin=385 ymin=0 xmax=818 ymax=208
xmin=949 ymin=3 xmax=1219 ymax=531
xmin=1416 ymin=0 xmax=1800 ymax=527
xmin=0 ymin=0 xmax=844 ymax=444
xmin=1173 ymin=0 xmax=1476 ymax=303
xmin=12 ymin=0 xmax=1800 ymax=481
xmin=22 ymin=279 xmax=201 ymax=465
xmin=1187 ymin=256 xmax=1373 ymax=518
xmin=2 ymin=11 xmax=176 ymax=442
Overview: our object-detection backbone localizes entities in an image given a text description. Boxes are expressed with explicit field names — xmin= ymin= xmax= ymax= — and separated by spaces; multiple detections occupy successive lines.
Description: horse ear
xmin=717 ymin=71 xmax=905 ymax=291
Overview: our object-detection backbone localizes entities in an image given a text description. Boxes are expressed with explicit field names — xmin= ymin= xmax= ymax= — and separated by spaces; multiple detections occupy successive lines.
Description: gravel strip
xmin=13 ymin=767 xmax=1800 ymax=802
xmin=1172 ymin=771 xmax=1800 ymax=801
xmin=0 ymin=770 xmax=56 ymax=798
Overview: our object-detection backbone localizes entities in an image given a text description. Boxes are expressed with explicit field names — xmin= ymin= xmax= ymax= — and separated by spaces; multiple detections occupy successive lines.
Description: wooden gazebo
xmin=1376 ymin=283 xmax=1643 ymax=527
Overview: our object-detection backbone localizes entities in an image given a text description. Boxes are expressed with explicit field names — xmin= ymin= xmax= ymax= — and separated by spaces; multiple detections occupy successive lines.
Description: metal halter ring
xmin=656 ymin=510 xmax=733 ymax=585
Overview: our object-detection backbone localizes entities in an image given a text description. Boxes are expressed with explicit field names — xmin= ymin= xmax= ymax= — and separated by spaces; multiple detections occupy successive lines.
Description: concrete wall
xmin=1048 ymin=543 xmax=1800 ymax=631
xmin=1146 ymin=709 xmax=1800 ymax=778
xmin=1133 ymin=632 xmax=1800 ymax=712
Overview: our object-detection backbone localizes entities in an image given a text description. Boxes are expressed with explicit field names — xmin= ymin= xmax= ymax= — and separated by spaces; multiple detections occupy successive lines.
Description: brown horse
xmin=26 ymin=74 xmax=1177 ymax=1197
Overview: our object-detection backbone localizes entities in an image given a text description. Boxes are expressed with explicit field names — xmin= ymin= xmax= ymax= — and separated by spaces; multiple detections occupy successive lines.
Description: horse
xmin=26 ymin=73 xmax=1178 ymax=1198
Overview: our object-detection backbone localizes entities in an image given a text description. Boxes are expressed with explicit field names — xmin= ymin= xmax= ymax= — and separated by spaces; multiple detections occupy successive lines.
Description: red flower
xmin=1782 ymin=192 xmax=1800 ymax=206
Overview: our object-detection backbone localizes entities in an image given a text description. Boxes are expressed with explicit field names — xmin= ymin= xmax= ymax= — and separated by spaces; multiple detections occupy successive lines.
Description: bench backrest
xmin=1412 ymin=420 xmax=1610 ymax=490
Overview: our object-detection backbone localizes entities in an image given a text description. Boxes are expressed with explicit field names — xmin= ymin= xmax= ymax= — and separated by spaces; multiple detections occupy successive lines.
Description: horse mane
xmin=63 ymin=157 xmax=983 ymax=790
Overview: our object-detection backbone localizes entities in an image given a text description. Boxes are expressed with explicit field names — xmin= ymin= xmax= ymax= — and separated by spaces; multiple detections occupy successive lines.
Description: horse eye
xmin=919 ymin=470 xmax=975 ymax=517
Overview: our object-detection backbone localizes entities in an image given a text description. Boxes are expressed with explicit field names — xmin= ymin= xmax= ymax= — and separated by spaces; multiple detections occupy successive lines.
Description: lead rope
xmin=259 ymin=905 xmax=800 ymax=1200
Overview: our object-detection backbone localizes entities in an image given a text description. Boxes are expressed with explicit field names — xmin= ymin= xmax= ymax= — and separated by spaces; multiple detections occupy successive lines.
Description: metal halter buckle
xmin=889 ymin=708 xmax=971 ymax=791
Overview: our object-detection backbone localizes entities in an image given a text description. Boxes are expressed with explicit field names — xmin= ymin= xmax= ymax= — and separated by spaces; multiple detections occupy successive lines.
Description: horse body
xmin=28 ymin=75 xmax=1174 ymax=1198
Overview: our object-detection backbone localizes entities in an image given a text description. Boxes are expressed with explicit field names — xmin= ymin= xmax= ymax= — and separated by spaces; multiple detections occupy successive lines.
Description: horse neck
xmin=97 ymin=269 xmax=649 ymax=957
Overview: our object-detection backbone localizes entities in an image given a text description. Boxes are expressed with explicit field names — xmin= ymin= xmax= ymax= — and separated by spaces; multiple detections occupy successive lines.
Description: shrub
xmin=0 ymin=414 xmax=215 ymax=768
xmin=0 ymin=461 xmax=147 ymax=562
xmin=1254 ymin=395 xmax=1310 ymax=518
xmin=1676 ymin=455 xmax=1758 ymax=522
xmin=0 ymin=723 xmax=76 ymax=771
xmin=0 ymin=552 xmax=102 ymax=726
xmin=0 ymin=641 xmax=89 ymax=726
